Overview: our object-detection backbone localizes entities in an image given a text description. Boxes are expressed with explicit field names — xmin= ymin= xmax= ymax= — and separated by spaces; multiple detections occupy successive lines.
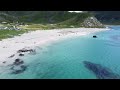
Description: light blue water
xmin=1 ymin=26 xmax=120 ymax=79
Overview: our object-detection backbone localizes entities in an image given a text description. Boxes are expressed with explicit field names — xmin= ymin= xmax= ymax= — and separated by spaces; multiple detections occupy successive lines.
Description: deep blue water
xmin=1 ymin=26 xmax=120 ymax=79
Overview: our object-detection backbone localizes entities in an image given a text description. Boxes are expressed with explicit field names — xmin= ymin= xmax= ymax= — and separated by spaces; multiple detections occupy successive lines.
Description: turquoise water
xmin=1 ymin=26 xmax=120 ymax=79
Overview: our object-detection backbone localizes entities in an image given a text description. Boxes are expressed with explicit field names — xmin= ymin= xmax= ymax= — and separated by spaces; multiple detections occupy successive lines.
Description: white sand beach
xmin=0 ymin=28 xmax=109 ymax=66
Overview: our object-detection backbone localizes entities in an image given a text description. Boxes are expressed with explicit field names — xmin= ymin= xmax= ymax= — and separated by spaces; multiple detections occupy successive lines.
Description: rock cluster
xmin=81 ymin=17 xmax=105 ymax=28
xmin=10 ymin=58 xmax=27 ymax=74
xmin=7 ymin=48 xmax=36 ymax=74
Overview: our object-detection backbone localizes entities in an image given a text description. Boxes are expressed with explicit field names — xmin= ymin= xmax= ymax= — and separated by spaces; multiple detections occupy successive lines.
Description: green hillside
xmin=0 ymin=11 xmax=78 ymax=23
xmin=90 ymin=11 xmax=120 ymax=25
xmin=58 ymin=12 xmax=93 ymax=27
xmin=0 ymin=11 xmax=101 ymax=27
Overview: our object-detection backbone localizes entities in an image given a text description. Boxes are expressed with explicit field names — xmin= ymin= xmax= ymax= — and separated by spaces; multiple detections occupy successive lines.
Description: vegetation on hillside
xmin=0 ymin=30 xmax=27 ymax=40
xmin=90 ymin=11 xmax=120 ymax=25
xmin=0 ymin=11 xmax=105 ymax=40
xmin=0 ymin=11 xmax=92 ymax=24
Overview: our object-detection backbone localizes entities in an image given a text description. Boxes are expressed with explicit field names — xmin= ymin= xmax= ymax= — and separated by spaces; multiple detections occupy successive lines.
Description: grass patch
xmin=0 ymin=30 xmax=27 ymax=40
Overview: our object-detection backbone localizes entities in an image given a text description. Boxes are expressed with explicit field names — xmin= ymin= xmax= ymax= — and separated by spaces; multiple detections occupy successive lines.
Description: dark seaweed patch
xmin=83 ymin=61 xmax=120 ymax=79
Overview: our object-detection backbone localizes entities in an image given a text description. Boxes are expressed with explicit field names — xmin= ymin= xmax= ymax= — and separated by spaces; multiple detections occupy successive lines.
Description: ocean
xmin=1 ymin=26 xmax=120 ymax=79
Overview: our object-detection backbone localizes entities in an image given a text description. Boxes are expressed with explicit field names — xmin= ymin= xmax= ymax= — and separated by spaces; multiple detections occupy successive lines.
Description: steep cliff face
xmin=81 ymin=17 xmax=105 ymax=28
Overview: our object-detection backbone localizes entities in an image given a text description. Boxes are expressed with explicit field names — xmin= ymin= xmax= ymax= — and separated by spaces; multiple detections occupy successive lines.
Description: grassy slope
xmin=0 ymin=11 xmax=92 ymax=24
xmin=0 ymin=30 xmax=27 ymax=40
xmin=58 ymin=12 xmax=93 ymax=27
xmin=18 ymin=11 xmax=79 ymax=24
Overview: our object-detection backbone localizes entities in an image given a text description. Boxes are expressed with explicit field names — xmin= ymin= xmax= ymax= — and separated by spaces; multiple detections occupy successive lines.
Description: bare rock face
xmin=81 ymin=17 xmax=105 ymax=28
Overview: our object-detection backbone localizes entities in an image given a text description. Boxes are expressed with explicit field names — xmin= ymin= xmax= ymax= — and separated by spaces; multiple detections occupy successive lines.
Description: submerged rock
xmin=19 ymin=53 xmax=24 ymax=56
xmin=11 ymin=65 xmax=27 ymax=74
xmin=10 ymin=59 xmax=27 ymax=74
xmin=83 ymin=61 xmax=120 ymax=79
xmin=13 ymin=59 xmax=24 ymax=65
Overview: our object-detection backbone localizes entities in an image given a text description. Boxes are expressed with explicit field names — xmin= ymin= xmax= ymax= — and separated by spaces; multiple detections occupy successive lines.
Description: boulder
xmin=19 ymin=53 xmax=24 ymax=56
xmin=13 ymin=59 xmax=24 ymax=65
xmin=93 ymin=35 xmax=97 ymax=38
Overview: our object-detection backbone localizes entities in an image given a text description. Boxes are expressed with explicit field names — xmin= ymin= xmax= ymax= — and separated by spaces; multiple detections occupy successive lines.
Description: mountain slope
xmin=90 ymin=11 xmax=120 ymax=25
xmin=59 ymin=13 xmax=105 ymax=28
xmin=0 ymin=11 xmax=105 ymax=28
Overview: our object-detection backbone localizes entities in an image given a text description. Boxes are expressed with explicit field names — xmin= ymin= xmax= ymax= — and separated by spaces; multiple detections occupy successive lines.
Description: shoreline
xmin=0 ymin=28 xmax=110 ymax=66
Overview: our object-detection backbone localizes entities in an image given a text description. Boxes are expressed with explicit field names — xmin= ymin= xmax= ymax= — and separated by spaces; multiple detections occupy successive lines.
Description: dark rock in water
xmin=15 ymin=59 xmax=20 ymax=62
xmin=14 ymin=59 xmax=20 ymax=64
xmin=9 ymin=57 xmax=27 ymax=74
xmin=93 ymin=35 xmax=97 ymax=38
xmin=11 ymin=65 xmax=27 ymax=74
xmin=13 ymin=59 xmax=24 ymax=65
xmin=19 ymin=53 xmax=24 ymax=56
xmin=83 ymin=61 xmax=120 ymax=79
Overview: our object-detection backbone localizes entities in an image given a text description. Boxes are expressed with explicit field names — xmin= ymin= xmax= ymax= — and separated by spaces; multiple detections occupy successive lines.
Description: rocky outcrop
xmin=81 ymin=17 xmax=105 ymax=28
xmin=13 ymin=59 xmax=24 ymax=65
xmin=7 ymin=47 xmax=36 ymax=74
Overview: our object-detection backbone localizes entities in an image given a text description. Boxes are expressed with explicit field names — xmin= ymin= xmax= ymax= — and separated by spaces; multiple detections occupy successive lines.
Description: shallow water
xmin=1 ymin=26 xmax=120 ymax=79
